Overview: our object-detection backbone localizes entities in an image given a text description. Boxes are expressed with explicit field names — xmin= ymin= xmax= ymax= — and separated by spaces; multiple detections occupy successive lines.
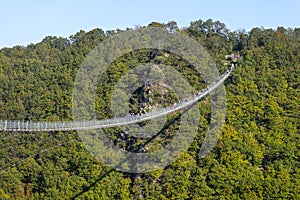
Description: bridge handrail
xmin=0 ymin=65 xmax=234 ymax=132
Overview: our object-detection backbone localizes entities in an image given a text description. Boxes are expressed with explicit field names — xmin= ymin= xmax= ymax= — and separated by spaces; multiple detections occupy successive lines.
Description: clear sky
xmin=1 ymin=0 xmax=300 ymax=48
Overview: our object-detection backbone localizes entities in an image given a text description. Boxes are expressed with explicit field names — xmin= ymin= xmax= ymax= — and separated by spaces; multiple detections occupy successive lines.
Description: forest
xmin=0 ymin=19 xmax=299 ymax=199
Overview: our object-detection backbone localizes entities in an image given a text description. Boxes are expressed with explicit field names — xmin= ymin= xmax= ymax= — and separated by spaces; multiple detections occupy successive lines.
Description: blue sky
xmin=1 ymin=0 xmax=300 ymax=48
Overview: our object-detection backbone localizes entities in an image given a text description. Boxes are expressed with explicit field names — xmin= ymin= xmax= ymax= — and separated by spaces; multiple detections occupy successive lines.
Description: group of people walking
xmin=124 ymin=53 xmax=240 ymax=121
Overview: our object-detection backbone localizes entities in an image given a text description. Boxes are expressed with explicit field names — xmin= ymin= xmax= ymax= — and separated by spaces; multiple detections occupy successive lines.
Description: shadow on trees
xmin=71 ymin=106 xmax=193 ymax=199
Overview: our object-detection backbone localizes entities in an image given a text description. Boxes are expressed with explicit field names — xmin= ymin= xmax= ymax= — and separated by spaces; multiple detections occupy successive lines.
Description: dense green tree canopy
xmin=0 ymin=19 xmax=299 ymax=199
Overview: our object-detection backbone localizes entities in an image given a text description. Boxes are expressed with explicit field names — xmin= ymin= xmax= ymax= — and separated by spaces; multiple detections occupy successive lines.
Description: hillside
xmin=0 ymin=19 xmax=299 ymax=199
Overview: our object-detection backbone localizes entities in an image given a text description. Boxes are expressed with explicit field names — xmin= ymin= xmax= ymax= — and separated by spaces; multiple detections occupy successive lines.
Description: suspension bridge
xmin=0 ymin=65 xmax=235 ymax=132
